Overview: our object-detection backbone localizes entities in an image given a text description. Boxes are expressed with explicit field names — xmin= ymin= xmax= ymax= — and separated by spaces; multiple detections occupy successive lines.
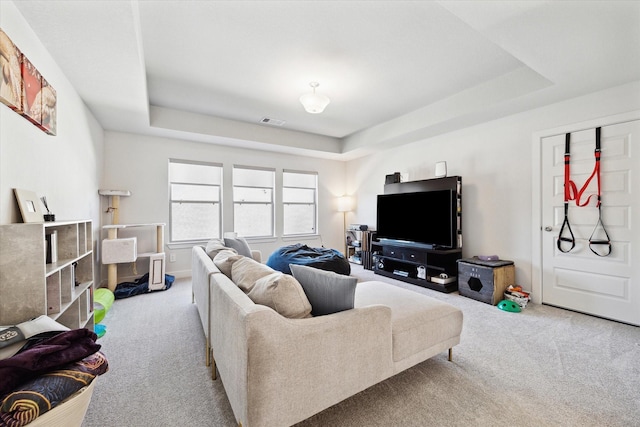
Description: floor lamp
xmin=336 ymin=196 xmax=354 ymax=257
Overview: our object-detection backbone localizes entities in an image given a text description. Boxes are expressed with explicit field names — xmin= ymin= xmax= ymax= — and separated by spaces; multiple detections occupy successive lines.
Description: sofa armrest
xmin=250 ymin=249 xmax=262 ymax=263
xmin=191 ymin=246 xmax=217 ymax=345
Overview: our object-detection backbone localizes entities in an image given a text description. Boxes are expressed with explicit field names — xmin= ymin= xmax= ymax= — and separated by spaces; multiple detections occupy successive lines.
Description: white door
xmin=541 ymin=119 xmax=639 ymax=326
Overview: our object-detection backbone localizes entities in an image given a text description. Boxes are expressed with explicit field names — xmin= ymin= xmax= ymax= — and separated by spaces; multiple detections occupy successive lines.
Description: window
xmin=169 ymin=160 xmax=222 ymax=242
xmin=233 ymin=166 xmax=275 ymax=238
xmin=283 ymin=170 xmax=318 ymax=235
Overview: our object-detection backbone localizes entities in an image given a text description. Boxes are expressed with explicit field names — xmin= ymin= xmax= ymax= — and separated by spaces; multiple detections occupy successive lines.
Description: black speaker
xmin=385 ymin=172 xmax=401 ymax=185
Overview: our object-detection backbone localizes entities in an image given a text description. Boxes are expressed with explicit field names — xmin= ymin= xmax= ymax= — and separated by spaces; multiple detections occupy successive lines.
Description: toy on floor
xmin=94 ymin=288 xmax=114 ymax=337
xmin=497 ymin=299 xmax=521 ymax=313
xmin=94 ymin=288 xmax=114 ymax=323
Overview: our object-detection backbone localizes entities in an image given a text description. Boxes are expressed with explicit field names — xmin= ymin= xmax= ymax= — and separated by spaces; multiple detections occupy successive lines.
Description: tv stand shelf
xmin=373 ymin=242 xmax=461 ymax=293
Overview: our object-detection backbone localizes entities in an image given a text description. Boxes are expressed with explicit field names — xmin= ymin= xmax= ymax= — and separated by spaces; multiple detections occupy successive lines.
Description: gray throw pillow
xmin=289 ymin=264 xmax=357 ymax=316
xmin=223 ymin=237 xmax=252 ymax=258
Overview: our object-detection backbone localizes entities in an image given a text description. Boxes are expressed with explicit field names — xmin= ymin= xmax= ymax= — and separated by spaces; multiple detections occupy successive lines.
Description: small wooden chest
xmin=457 ymin=258 xmax=515 ymax=305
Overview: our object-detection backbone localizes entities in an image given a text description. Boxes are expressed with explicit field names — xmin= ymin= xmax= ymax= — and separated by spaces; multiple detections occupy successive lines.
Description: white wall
xmin=0 ymin=3 xmax=104 ymax=248
xmin=101 ymin=131 xmax=347 ymax=280
xmin=346 ymin=81 xmax=640 ymax=294
xmin=6 ymin=0 xmax=638 ymax=293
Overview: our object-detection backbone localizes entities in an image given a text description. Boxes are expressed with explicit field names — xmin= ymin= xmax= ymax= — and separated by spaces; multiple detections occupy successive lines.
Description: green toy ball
xmin=497 ymin=299 xmax=521 ymax=313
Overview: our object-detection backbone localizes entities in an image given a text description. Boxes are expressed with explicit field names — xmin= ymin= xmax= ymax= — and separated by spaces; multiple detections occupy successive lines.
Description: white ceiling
xmin=12 ymin=0 xmax=640 ymax=160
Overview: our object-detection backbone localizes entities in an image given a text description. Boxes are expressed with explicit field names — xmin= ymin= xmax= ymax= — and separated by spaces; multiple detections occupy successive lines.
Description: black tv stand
xmin=373 ymin=241 xmax=461 ymax=293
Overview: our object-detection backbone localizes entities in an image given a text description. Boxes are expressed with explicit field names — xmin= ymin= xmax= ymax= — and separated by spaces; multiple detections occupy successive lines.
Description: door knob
xmin=544 ymin=226 xmax=553 ymax=232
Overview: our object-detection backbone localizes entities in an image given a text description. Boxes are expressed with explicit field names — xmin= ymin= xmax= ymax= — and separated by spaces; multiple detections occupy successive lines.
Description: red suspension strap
xmin=557 ymin=127 xmax=611 ymax=256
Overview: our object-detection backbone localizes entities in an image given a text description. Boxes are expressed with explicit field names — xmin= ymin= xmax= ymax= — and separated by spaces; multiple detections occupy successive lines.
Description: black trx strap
xmin=557 ymin=133 xmax=575 ymax=253
xmin=586 ymin=128 xmax=612 ymax=257
xmin=557 ymin=127 xmax=611 ymax=256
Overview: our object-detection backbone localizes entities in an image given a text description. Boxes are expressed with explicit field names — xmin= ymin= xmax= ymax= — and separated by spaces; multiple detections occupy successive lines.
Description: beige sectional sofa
xmin=192 ymin=244 xmax=463 ymax=427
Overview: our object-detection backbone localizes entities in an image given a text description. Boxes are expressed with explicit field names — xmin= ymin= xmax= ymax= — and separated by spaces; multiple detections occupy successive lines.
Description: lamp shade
xmin=300 ymin=82 xmax=330 ymax=114
xmin=336 ymin=196 xmax=354 ymax=212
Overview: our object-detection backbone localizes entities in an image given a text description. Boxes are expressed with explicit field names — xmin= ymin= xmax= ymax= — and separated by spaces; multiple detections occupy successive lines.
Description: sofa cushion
xmin=247 ymin=272 xmax=312 ymax=319
xmin=213 ymin=249 xmax=241 ymax=277
xmin=224 ymin=237 xmax=253 ymax=258
xmin=355 ymin=281 xmax=463 ymax=363
xmin=231 ymin=256 xmax=275 ymax=293
xmin=205 ymin=238 xmax=228 ymax=259
xmin=290 ymin=264 xmax=357 ymax=316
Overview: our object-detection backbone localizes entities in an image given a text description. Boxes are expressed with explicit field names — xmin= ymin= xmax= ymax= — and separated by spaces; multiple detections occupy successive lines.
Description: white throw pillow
xmin=205 ymin=238 xmax=228 ymax=259
xmin=231 ymin=256 xmax=275 ymax=293
xmin=213 ymin=249 xmax=241 ymax=277
xmin=247 ymin=272 xmax=312 ymax=319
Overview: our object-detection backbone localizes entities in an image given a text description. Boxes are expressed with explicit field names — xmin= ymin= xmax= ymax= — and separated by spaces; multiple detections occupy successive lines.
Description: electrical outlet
xmin=170 ymin=253 xmax=176 ymax=262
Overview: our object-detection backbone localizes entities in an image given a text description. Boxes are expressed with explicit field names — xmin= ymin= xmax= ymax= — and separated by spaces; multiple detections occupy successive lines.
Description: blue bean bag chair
xmin=266 ymin=244 xmax=351 ymax=275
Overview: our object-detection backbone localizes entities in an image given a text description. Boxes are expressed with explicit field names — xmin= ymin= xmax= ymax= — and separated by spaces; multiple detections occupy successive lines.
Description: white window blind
xmin=233 ymin=166 xmax=275 ymax=238
xmin=169 ymin=160 xmax=222 ymax=242
xmin=283 ymin=170 xmax=318 ymax=235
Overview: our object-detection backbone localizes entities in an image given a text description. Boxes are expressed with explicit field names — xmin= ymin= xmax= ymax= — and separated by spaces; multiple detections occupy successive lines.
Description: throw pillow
xmin=223 ymin=237 xmax=253 ymax=258
xmin=213 ymin=249 xmax=241 ymax=277
xmin=231 ymin=256 xmax=275 ymax=293
xmin=247 ymin=272 xmax=312 ymax=319
xmin=290 ymin=264 xmax=358 ymax=316
xmin=205 ymin=238 xmax=227 ymax=259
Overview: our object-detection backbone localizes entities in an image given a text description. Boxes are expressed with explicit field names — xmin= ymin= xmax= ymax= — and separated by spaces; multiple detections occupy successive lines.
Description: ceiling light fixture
xmin=299 ymin=82 xmax=330 ymax=114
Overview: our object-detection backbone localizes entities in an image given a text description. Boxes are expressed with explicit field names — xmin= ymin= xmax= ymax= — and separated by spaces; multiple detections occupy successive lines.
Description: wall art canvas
xmin=21 ymin=54 xmax=42 ymax=125
xmin=14 ymin=189 xmax=44 ymax=223
xmin=0 ymin=27 xmax=56 ymax=135
xmin=39 ymin=77 xmax=57 ymax=135
xmin=0 ymin=29 xmax=22 ymax=111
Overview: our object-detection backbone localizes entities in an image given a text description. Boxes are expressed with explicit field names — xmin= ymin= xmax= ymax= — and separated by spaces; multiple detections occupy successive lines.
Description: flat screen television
xmin=376 ymin=189 xmax=456 ymax=249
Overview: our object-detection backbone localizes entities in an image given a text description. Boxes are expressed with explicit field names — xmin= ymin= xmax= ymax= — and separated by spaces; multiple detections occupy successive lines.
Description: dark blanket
xmin=0 ymin=329 xmax=100 ymax=397
xmin=0 ymin=351 xmax=108 ymax=427
xmin=114 ymin=273 xmax=175 ymax=299
xmin=266 ymin=244 xmax=351 ymax=275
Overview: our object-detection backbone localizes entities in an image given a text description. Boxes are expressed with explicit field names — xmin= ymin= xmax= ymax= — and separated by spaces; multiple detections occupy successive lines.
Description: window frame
xmin=168 ymin=159 xmax=223 ymax=245
xmin=282 ymin=169 xmax=319 ymax=237
xmin=232 ymin=165 xmax=276 ymax=238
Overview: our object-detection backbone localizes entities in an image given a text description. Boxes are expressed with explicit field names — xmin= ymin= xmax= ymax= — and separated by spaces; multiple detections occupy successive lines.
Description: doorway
xmin=533 ymin=113 xmax=639 ymax=326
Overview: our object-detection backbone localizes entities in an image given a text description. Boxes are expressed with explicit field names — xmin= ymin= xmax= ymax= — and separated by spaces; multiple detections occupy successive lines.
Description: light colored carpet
xmin=83 ymin=265 xmax=640 ymax=427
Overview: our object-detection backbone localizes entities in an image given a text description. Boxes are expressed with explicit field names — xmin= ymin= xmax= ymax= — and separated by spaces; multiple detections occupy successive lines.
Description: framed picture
xmin=20 ymin=54 xmax=42 ymax=125
xmin=39 ymin=77 xmax=57 ymax=135
xmin=0 ymin=29 xmax=22 ymax=111
xmin=14 ymin=188 xmax=44 ymax=223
